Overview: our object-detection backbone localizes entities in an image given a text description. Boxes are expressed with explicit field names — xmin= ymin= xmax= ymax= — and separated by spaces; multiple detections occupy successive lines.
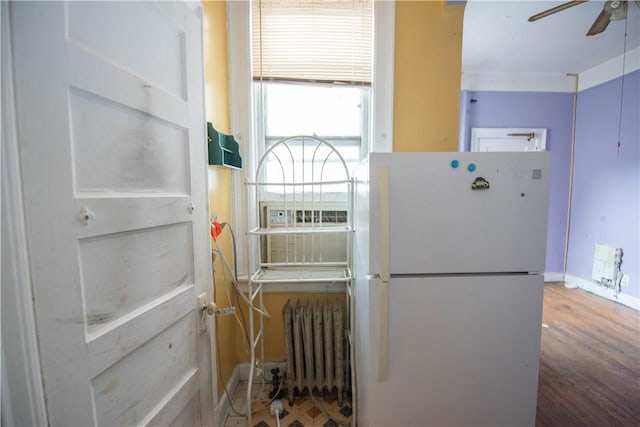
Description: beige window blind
xmin=251 ymin=0 xmax=373 ymax=85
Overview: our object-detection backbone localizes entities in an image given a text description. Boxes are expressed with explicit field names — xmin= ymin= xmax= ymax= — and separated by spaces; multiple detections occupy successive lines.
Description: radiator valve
xmin=269 ymin=367 xmax=283 ymax=399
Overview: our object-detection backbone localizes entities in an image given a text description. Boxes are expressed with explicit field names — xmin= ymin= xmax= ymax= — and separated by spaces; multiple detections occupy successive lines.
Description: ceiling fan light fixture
xmin=605 ymin=0 xmax=623 ymax=12
xmin=607 ymin=1 xmax=629 ymax=20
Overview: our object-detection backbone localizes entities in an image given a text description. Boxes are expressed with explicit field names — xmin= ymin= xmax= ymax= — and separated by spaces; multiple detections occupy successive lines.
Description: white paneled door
xmin=10 ymin=2 xmax=216 ymax=425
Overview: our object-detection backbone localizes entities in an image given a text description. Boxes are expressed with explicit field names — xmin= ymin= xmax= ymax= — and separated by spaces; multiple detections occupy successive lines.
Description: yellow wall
xmin=393 ymin=1 xmax=464 ymax=152
xmin=202 ymin=0 xmax=237 ymax=399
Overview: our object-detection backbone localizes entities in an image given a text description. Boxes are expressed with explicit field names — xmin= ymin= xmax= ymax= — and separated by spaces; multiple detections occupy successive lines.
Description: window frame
xmin=226 ymin=0 xmax=394 ymax=283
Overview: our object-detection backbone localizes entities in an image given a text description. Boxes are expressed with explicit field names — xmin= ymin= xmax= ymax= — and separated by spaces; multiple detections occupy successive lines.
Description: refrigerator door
xmin=367 ymin=152 xmax=550 ymax=275
xmin=356 ymin=274 xmax=544 ymax=427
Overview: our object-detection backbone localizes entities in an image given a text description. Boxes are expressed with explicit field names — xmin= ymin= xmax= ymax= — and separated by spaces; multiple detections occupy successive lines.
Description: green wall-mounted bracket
xmin=207 ymin=122 xmax=243 ymax=169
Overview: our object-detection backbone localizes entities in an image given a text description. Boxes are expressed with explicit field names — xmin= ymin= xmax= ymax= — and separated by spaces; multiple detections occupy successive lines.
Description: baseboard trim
xmin=544 ymin=272 xmax=565 ymax=283
xmin=215 ymin=364 xmax=240 ymax=426
xmin=564 ymin=273 xmax=640 ymax=311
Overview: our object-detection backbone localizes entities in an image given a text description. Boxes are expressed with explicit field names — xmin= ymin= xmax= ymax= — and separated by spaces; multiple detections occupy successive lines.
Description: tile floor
xmin=224 ymin=381 xmax=352 ymax=427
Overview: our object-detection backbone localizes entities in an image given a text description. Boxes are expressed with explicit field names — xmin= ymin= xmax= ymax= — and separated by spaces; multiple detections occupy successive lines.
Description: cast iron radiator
xmin=282 ymin=299 xmax=345 ymax=405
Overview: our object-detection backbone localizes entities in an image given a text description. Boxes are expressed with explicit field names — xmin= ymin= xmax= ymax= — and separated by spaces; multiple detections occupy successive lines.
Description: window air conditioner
xmin=260 ymin=202 xmax=348 ymax=264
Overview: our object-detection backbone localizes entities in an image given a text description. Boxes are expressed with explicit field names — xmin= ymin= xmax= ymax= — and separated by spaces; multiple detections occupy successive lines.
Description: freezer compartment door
xmin=368 ymin=152 xmax=550 ymax=275
xmin=359 ymin=274 xmax=544 ymax=426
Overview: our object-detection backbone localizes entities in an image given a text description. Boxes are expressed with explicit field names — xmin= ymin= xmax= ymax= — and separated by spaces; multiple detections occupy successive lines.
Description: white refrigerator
xmin=353 ymin=152 xmax=550 ymax=427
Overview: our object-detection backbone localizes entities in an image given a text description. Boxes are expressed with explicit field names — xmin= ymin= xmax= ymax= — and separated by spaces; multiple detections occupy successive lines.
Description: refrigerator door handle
xmin=378 ymin=165 xmax=390 ymax=381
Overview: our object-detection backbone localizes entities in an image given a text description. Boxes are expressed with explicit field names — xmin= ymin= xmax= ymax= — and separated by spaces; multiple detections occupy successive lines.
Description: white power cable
xmin=270 ymin=400 xmax=283 ymax=427
xmin=212 ymin=220 xmax=276 ymax=427
xmin=218 ymin=253 xmax=251 ymax=355
xmin=212 ymin=228 xmax=270 ymax=318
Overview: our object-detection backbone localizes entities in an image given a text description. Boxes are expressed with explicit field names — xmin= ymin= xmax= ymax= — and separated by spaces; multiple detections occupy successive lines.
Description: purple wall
xmin=459 ymin=91 xmax=574 ymax=273
xmin=567 ymin=70 xmax=639 ymax=299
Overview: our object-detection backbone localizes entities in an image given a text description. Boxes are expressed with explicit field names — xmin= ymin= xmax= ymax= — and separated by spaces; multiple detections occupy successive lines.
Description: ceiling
xmin=462 ymin=0 xmax=640 ymax=74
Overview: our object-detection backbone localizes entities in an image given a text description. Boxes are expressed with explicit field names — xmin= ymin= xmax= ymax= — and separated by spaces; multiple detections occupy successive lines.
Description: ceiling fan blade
xmin=528 ymin=0 xmax=589 ymax=22
xmin=587 ymin=9 xmax=612 ymax=35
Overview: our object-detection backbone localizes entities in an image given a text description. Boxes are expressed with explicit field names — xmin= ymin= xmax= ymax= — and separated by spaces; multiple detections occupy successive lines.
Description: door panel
xmin=79 ymin=223 xmax=194 ymax=329
xmin=67 ymin=1 xmax=187 ymax=98
xmin=86 ymin=284 xmax=195 ymax=377
xmin=74 ymin=196 xmax=192 ymax=238
xmin=91 ymin=313 xmax=197 ymax=425
xmin=69 ymin=89 xmax=191 ymax=194
xmin=68 ymin=43 xmax=189 ymax=128
xmin=10 ymin=2 xmax=215 ymax=425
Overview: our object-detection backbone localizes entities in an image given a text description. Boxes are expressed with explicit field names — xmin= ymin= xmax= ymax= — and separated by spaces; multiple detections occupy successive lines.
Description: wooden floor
xmin=536 ymin=283 xmax=640 ymax=426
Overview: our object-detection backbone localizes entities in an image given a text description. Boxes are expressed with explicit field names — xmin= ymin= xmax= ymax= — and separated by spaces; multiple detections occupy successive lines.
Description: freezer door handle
xmin=378 ymin=165 xmax=390 ymax=381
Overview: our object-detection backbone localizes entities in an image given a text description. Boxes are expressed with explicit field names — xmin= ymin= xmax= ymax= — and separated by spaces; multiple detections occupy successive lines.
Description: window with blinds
xmin=251 ymin=0 xmax=373 ymax=197
xmin=251 ymin=0 xmax=373 ymax=85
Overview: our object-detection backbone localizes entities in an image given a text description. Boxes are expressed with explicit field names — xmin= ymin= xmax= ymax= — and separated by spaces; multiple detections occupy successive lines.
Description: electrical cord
xmin=270 ymin=400 xmax=283 ymax=427
xmin=212 ymin=221 xmax=261 ymax=355
xmin=234 ymin=289 xmax=251 ymax=356
xmin=222 ymin=222 xmax=253 ymax=355
xmin=247 ymin=377 xmax=284 ymax=417
xmin=212 ymin=223 xmax=250 ymax=348
xmin=616 ymin=14 xmax=628 ymax=156
xmin=211 ymin=244 xmax=249 ymax=417
xmin=214 ymin=247 xmax=251 ymax=355
xmin=212 ymin=228 xmax=270 ymax=318
xmin=210 ymin=220 xmax=274 ymax=422
xmin=264 ymin=377 xmax=284 ymax=406
xmin=213 ymin=348 xmax=284 ymax=419
xmin=213 ymin=312 xmax=248 ymax=417
xmin=220 ymin=221 xmax=239 ymax=280
xmin=211 ymin=222 xmax=250 ymax=417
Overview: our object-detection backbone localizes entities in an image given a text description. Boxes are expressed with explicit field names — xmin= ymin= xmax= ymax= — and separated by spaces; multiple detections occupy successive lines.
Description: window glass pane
xmin=259 ymin=82 xmax=367 ymax=191
xmin=264 ymin=83 xmax=364 ymax=137
xmin=261 ymin=136 xmax=355 ymax=194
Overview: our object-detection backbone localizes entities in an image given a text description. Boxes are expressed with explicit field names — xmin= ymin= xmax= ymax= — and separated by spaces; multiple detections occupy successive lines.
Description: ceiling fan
xmin=528 ymin=0 xmax=639 ymax=36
